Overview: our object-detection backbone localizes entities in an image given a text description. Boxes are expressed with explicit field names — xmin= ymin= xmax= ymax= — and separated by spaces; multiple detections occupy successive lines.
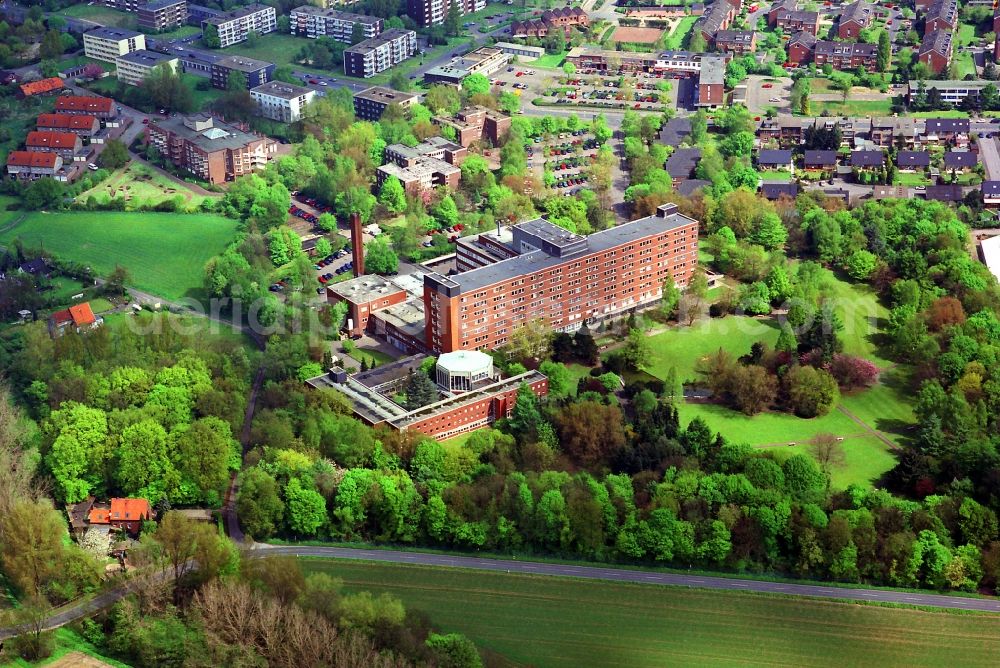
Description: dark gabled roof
xmin=840 ymin=1 xmax=874 ymax=27
xmin=714 ymin=30 xmax=755 ymax=44
xmin=665 ymin=148 xmax=702 ymax=178
xmin=804 ymin=150 xmax=837 ymax=164
xmin=659 ymin=117 xmax=692 ymax=146
xmin=897 ymin=150 xmax=930 ymax=167
xmin=925 ymin=0 xmax=958 ymax=28
xmin=851 ymin=150 xmax=885 ymax=167
xmin=924 ymin=117 xmax=970 ymax=133
xmin=815 ymin=40 xmax=877 ymax=58
xmin=677 ymin=178 xmax=711 ymax=197
xmin=760 ymin=182 xmax=799 ymax=200
xmin=919 ymin=29 xmax=954 ymax=57
xmin=944 ymin=150 xmax=977 ymax=168
xmin=758 ymin=149 xmax=793 ymax=165
xmin=924 ymin=184 xmax=963 ymax=201
xmin=18 ymin=258 xmax=47 ymax=274
xmin=981 ymin=180 xmax=1000 ymax=197
xmin=697 ymin=1 xmax=735 ymax=37
xmin=788 ymin=31 xmax=818 ymax=49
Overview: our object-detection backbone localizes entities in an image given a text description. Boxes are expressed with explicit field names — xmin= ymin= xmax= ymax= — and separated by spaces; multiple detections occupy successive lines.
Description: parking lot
xmin=744 ymin=75 xmax=793 ymax=114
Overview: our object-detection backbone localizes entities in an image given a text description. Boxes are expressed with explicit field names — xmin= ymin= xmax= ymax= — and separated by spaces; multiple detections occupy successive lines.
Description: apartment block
xmin=83 ymin=27 xmax=146 ymax=63
xmin=137 ymin=0 xmax=188 ymax=31
xmin=406 ymin=0 xmax=485 ymax=27
xmin=115 ymin=49 xmax=179 ymax=85
xmin=377 ymin=137 xmax=464 ymax=195
xmin=352 ymin=86 xmax=420 ymax=121
xmin=202 ymin=3 xmax=276 ymax=48
xmin=147 ymin=114 xmax=277 ymax=184
xmin=434 ymin=107 xmax=511 ymax=148
xmin=924 ymin=0 xmax=958 ymax=36
xmin=210 ymin=55 xmax=274 ymax=90
xmin=250 ymin=81 xmax=316 ymax=123
xmin=289 ymin=6 xmax=382 ymax=42
xmin=343 ymin=29 xmax=417 ymax=78
xmin=838 ymin=1 xmax=874 ymax=39
xmin=696 ymin=56 xmax=725 ymax=107
xmin=713 ymin=30 xmax=756 ymax=54
xmin=919 ymin=29 xmax=953 ymax=74
xmin=423 ymin=204 xmax=700 ymax=353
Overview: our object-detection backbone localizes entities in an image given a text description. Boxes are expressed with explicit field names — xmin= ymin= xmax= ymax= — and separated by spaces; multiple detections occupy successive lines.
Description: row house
xmin=919 ymin=29 xmax=954 ymax=74
xmin=870 ymin=117 xmax=921 ymax=147
xmin=511 ymin=7 xmax=589 ymax=38
xmin=713 ymin=30 xmax=757 ymax=54
xmin=36 ymin=113 xmax=100 ymax=138
xmin=924 ymin=0 xmax=958 ymax=36
xmin=6 ymin=151 xmax=65 ymax=181
xmin=55 ymin=95 xmax=118 ymax=121
xmin=25 ymin=131 xmax=83 ymax=161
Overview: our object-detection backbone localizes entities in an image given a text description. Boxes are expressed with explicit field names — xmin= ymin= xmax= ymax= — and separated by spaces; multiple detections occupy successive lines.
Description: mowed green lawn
xmin=301 ymin=560 xmax=1000 ymax=668
xmin=642 ymin=315 xmax=779 ymax=384
xmin=0 ymin=211 xmax=239 ymax=300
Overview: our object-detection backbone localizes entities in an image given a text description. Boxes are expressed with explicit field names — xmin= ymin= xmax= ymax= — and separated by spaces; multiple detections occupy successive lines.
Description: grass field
xmin=3 ymin=628 xmax=129 ymax=668
xmin=301 ymin=559 xmax=1000 ymax=668
xmin=642 ymin=316 xmax=780 ymax=383
xmin=0 ymin=211 xmax=239 ymax=301
xmin=57 ymin=4 xmax=135 ymax=29
xmin=811 ymin=99 xmax=893 ymax=117
xmin=677 ymin=401 xmax=859 ymax=446
xmin=815 ymin=267 xmax=893 ymax=366
xmin=357 ymin=347 xmax=397 ymax=366
xmin=663 ymin=16 xmax=698 ymax=50
xmin=954 ymin=50 xmax=978 ymax=79
xmin=530 ymin=51 xmax=567 ymax=69
xmin=956 ymin=22 xmax=977 ymax=47
xmin=77 ymin=163 xmax=213 ymax=210
xmin=894 ymin=172 xmax=932 ymax=186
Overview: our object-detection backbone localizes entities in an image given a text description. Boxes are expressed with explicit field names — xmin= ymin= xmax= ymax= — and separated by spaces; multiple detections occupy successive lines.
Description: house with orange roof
xmin=54 ymin=95 xmax=118 ymax=121
xmin=88 ymin=498 xmax=152 ymax=535
xmin=18 ymin=77 xmax=65 ymax=98
xmin=36 ymin=114 xmax=101 ymax=138
xmin=48 ymin=302 xmax=103 ymax=337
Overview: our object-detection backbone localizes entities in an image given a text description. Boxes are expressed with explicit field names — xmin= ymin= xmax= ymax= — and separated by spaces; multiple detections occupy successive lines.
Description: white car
xmin=87 ymin=163 xmax=99 ymax=171
xmin=319 ymin=81 xmax=328 ymax=86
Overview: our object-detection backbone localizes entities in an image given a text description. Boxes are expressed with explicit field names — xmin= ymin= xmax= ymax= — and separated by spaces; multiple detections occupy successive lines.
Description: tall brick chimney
xmin=350 ymin=212 xmax=364 ymax=278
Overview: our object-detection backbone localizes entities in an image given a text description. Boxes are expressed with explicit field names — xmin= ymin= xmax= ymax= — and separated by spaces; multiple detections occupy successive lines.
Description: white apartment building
xmin=83 ymin=27 xmax=146 ymax=63
xmin=343 ymin=29 xmax=417 ymax=78
xmin=202 ymin=3 xmax=277 ymax=48
xmin=289 ymin=5 xmax=382 ymax=42
xmin=115 ymin=50 xmax=179 ymax=86
xmin=250 ymin=81 xmax=316 ymax=123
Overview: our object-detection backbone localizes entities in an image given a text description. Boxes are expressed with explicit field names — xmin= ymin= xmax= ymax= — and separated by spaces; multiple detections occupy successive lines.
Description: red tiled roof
xmin=55 ymin=95 xmax=114 ymax=113
xmin=19 ymin=77 xmax=65 ymax=96
xmin=69 ymin=302 xmax=96 ymax=327
xmin=26 ymin=131 xmax=80 ymax=150
xmin=36 ymin=114 xmax=98 ymax=130
xmin=110 ymin=498 xmax=151 ymax=522
xmin=88 ymin=498 xmax=151 ymax=525
xmin=6 ymin=151 xmax=59 ymax=168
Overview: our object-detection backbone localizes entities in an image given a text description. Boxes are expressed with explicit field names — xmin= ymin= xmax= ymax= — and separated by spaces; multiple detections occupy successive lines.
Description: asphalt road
xmin=260 ymin=545 xmax=1000 ymax=613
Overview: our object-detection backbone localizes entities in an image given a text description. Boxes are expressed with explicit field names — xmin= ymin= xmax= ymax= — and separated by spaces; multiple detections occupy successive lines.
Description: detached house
xmin=896 ymin=150 xmax=930 ymax=171
xmin=851 ymin=150 xmax=885 ymax=171
xmin=943 ymin=150 xmax=977 ymax=171
xmin=88 ymin=498 xmax=152 ymax=535
xmin=757 ymin=149 xmax=794 ymax=172
xmin=924 ymin=117 xmax=969 ymax=145
xmin=49 ymin=302 xmax=103 ymax=336
xmin=803 ymin=150 xmax=838 ymax=171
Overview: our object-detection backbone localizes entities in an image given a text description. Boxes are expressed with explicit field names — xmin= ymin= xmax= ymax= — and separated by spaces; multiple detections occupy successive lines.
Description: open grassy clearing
xmin=814 ymin=267 xmax=893 ymax=366
xmin=642 ymin=315 xmax=780 ymax=383
xmin=956 ymin=22 xmax=977 ymax=47
xmin=77 ymin=163 xmax=213 ymax=209
xmin=301 ymin=559 xmax=1000 ymax=668
xmin=779 ymin=434 xmax=897 ymax=489
xmin=894 ymin=172 xmax=932 ymax=186
xmin=909 ymin=110 xmax=970 ymax=118
xmin=56 ymin=4 xmax=135 ymax=28
xmin=531 ymin=51 xmax=568 ymax=69
xmin=677 ymin=401 xmax=860 ymax=446
xmin=4 ymin=628 xmax=130 ymax=668
xmin=954 ymin=52 xmax=978 ymax=79
xmin=0 ymin=211 xmax=239 ymax=301
xmin=662 ymin=15 xmax=698 ymax=50
xmin=811 ymin=99 xmax=893 ymax=117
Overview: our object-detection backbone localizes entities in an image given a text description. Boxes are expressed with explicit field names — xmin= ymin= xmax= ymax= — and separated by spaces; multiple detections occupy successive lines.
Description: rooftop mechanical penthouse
xmin=423 ymin=203 xmax=698 ymax=353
